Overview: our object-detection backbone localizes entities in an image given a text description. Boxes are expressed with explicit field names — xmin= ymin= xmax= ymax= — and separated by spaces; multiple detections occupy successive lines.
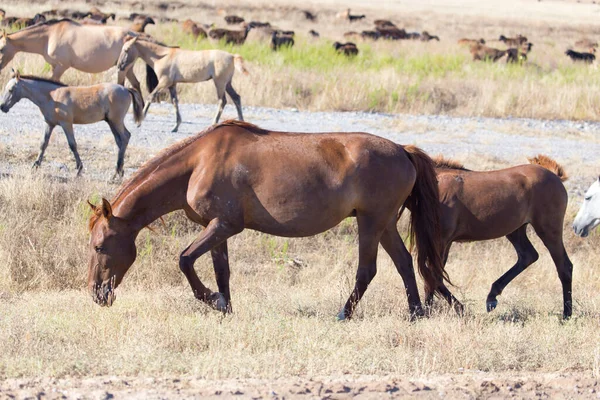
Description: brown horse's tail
xmin=146 ymin=64 xmax=159 ymax=93
xmin=234 ymin=54 xmax=249 ymax=75
xmin=403 ymin=145 xmax=449 ymax=295
xmin=128 ymin=88 xmax=144 ymax=126
xmin=527 ymin=154 xmax=568 ymax=181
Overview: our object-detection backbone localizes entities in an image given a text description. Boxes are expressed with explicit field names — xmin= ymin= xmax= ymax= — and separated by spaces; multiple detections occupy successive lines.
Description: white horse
xmin=573 ymin=177 xmax=600 ymax=237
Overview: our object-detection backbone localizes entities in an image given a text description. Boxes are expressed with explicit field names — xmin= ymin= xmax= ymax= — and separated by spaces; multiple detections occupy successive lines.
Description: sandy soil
xmin=2 ymin=372 xmax=599 ymax=399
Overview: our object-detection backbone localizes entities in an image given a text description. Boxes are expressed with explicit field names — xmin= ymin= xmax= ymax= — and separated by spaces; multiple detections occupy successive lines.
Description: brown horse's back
xmin=438 ymin=164 xmax=567 ymax=242
xmin=183 ymin=124 xmax=416 ymax=237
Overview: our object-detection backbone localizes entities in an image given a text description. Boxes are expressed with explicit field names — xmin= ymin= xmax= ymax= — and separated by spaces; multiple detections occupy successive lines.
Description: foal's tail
xmin=527 ymin=154 xmax=568 ymax=181
xmin=128 ymin=88 xmax=145 ymax=125
xmin=403 ymin=145 xmax=449 ymax=295
xmin=233 ymin=54 xmax=249 ymax=75
xmin=146 ymin=64 xmax=159 ymax=94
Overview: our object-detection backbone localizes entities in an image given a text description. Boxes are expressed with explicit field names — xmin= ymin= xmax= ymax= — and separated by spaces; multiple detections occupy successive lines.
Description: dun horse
xmin=0 ymin=70 xmax=143 ymax=178
xmin=117 ymin=36 xmax=247 ymax=132
xmin=87 ymin=120 xmax=447 ymax=320
xmin=422 ymin=155 xmax=573 ymax=319
xmin=0 ymin=19 xmax=145 ymax=95
xmin=573 ymin=177 xmax=600 ymax=237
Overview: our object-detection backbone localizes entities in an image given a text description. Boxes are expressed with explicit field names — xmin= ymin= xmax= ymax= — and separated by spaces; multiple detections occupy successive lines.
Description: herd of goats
xmin=0 ymin=6 xmax=599 ymax=319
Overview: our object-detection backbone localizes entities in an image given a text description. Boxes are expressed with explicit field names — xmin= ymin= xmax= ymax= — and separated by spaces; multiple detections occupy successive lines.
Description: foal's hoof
xmin=171 ymin=126 xmax=179 ymax=133
xmin=208 ymin=292 xmax=228 ymax=313
xmin=486 ymin=300 xmax=498 ymax=312
xmin=31 ymin=162 xmax=41 ymax=170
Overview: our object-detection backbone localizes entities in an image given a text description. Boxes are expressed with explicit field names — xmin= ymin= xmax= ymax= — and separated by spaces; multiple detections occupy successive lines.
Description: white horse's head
xmin=573 ymin=177 xmax=600 ymax=237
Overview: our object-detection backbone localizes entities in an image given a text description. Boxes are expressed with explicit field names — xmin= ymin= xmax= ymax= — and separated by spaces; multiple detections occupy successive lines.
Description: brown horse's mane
xmin=89 ymin=120 xmax=268 ymax=230
xmin=527 ymin=154 xmax=568 ymax=181
xmin=432 ymin=155 xmax=471 ymax=171
xmin=8 ymin=18 xmax=75 ymax=35
xmin=19 ymin=74 xmax=66 ymax=87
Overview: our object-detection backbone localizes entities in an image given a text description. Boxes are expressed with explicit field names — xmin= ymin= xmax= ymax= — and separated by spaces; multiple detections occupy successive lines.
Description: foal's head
xmin=0 ymin=31 xmax=16 ymax=72
xmin=573 ymin=177 xmax=600 ymax=237
xmin=0 ymin=69 xmax=24 ymax=113
xmin=117 ymin=36 xmax=139 ymax=72
xmin=87 ymin=199 xmax=137 ymax=306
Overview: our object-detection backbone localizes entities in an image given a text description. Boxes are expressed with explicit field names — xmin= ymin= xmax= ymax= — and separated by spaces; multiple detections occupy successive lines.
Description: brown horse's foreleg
xmin=534 ymin=227 xmax=573 ymax=319
xmin=379 ymin=223 xmax=424 ymax=320
xmin=179 ymin=218 xmax=241 ymax=312
xmin=211 ymin=241 xmax=232 ymax=313
xmin=168 ymin=86 xmax=182 ymax=133
xmin=60 ymin=123 xmax=83 ymax=176
xmin=33 ymin=123 xmax=56 ymax=169
xmin=486 ymin=225 xmax=539 ymax=312
xmin=225 ymin=81 xmax=243 ymax=121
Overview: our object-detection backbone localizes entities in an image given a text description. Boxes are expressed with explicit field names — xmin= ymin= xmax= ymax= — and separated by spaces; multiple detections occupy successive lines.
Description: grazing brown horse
xmin=424 ymin=155 xmax=573 ymax=318
xmin=87 ymin=121 xmax=447 ymax=320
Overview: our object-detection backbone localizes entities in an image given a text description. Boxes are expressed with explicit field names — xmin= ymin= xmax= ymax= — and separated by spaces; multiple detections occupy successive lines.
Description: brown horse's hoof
xmin=207 ymin=292 xmax=228 ymax=313
xmin=409 ymin=306 xmax=426 ymax=321
xmin=486 ymin=300 xmax=498 ymax=312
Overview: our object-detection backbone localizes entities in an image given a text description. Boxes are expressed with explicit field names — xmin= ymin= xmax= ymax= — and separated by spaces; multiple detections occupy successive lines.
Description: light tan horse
xmin=422 ymin=155 xmax=573 ymax=319
xmin=117 ymin=36 xmax=247 ymax=132
xmin=0 ymin=70 xmax=143 ymax=178
xmin=0 ymin=19 xmax=143 ymax=95
xmin=87 ymin=120 xmax=447 ymax=320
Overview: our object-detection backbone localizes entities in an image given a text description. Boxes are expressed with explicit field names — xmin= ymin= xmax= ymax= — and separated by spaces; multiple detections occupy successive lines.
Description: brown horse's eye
xmin=95 ymin=246 xmax=104 ymax=253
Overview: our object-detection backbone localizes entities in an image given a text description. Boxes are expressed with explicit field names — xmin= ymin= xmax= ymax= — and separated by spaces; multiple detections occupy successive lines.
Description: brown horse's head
xmin=117 ymin=35 xmax=139 ymax=72
xmin=0 ymin=31 xmax=16 ymax=71
xmin=87 ymin=198 xmax=137 ymax=306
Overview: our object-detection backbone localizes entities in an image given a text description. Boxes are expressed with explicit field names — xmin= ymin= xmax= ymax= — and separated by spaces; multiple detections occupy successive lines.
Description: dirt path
xmin=2 ymin=372 xmax=599 ymax=399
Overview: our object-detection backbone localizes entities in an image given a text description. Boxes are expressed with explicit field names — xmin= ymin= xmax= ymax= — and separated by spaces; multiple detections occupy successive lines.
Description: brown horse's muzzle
xmin=91 ymin=281 xmax=116 ymax=307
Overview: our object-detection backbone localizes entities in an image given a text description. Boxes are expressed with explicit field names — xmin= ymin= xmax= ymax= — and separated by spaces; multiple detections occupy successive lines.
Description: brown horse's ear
xmin=87 ymin=200 xmax=98 ymax=212
xmin=101 ymin=198 xmax=113 ymax=220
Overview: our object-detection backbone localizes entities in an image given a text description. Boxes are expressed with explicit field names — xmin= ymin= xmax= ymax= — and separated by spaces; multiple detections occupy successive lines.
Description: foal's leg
xmin=33 ymin=123 xmax=56 ymax=169
xmin=179 ymin=218 xmax=242 ymax=312
xmin=379 ymin=222 xmax=424 ymax=319
xmin=168 ymin=86 xmax=182 ymax=133
xmin=211 ymin=241 xmax=232 ymax=313
xmin=123 ymin=68 xmax=143 ymax=96
xmin=212 ymin=82 xmax=227 ymax=125
xmin=225 ymin=81 xmax=243 ymax=121
xmin=533 ymin=225 xmax=573 ymax=319
xmin=338 ymin=214 xmax=384 ymax=320
xmin=486 ymin=225 xmax=539 ymax=312
xmin=143 ymin=78 xmax=171 ymax=117
xmin=59 ymin=123 xmax=83 ymax=176
xmin=106 ymin=120 xmax=130 ymax=180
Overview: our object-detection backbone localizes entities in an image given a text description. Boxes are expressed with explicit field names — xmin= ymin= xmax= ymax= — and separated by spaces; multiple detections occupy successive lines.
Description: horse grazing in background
xmin=573 ymin=177 xmax=600 ymax=237
xmin=117 ymin=36 xmax=247 ymax=132
xmin=87 ymin=120 xmax=447 ymax=320
xmin=0 ymin=19 xmax=145 ymax=96
xmin=419 ymin=155 xmax=573 ymax=319
xmin=0 ymin=70 xmax=143 ymax=179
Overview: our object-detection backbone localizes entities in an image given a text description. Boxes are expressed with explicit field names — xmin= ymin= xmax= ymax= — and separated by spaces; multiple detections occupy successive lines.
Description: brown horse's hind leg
xmin=425 ymin=243 xmax=464 ymax=315
xmin=168 ymin=86 xmax=182 ymax=133
xmin=378 ymin=222 xmax=424 ymax=319
xmin=225 ymin=82 xmax=243 ymax=121
xmin=338 ymin=215 xmax=385 ymax=321
xmin=211 ymin=241 xmax=232 ymax=313
xmin=179 ymin=218 xmax=242 ymax=312
xmin=486 ymin=225 xmax=539 ymax=312
xmin=533 ymin=226 xmax=573 ymax=319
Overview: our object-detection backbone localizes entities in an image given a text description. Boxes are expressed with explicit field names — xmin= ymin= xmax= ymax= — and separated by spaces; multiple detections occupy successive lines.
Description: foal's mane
xmin=89 ymin=120 xmax=268 ymax=230
xmin=432 ymin=155 xmax=470 ymax=171
xmin=19 ymin=74 xmax=66 ymax=87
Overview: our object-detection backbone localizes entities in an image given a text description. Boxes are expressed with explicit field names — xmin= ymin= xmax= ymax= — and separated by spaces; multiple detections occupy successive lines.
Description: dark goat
xmin=406 ymin=32 xmax=421 ymax=40
xmin=224 ymin=15 xmax=244 ymax=25
xmin=182 ymin=19 xmax=208 ymax=39
xmin=506 ymin=43 xmax=533 ymax=64
xmin=374 ymin=19 xmax=397 ymax=29
xmin=309 ymin=29 xmax=320 ymax=38
xmin=209 ymin=25 xmax=253 ymax=45
xmin=361 ymin=30 xmax=381 ymax=40
xmin=271 ymin=31 xmax=295 ymax=50
xmin=302 ymin=10 xmax=317 ymax=21
xmin=499 ymin=34 xmax=527 ymax=47
xmin=248 ymin=21 xmax=271 ymax=28
xmin=565 ymin=49 xmax=596 ymax=63
xmin=333 ymin=41 xmax=359 ymax=56
xmin=470 ymin=43 xmax=507 ymax=62
xmin=349 ymin=13 xmax=366 ymax=22
xmin=376 ymin=27 xmax=407 ymax=40
xmin=131 ymin=16 xmax=155 ymax=33
xmin=458 ymin=38 xmax=485 ymax=46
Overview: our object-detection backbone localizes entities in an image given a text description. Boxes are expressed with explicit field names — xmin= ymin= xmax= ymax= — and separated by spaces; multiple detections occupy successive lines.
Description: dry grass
xmin=0 ymin=165 xmax=599 ymax=379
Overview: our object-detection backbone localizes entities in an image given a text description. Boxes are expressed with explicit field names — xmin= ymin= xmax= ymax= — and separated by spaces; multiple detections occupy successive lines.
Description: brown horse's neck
xmin=111 ymin=142 xmax=197 ymax=237
xmin=7 ymin=26 xmax=50 ymax=56
xmin=136 ymin=41 xmax=170 ymax=67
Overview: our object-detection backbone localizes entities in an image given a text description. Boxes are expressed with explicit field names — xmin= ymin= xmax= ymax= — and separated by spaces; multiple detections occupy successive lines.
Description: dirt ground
xmin=1 ymin=372 xmax=599 ymax=399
